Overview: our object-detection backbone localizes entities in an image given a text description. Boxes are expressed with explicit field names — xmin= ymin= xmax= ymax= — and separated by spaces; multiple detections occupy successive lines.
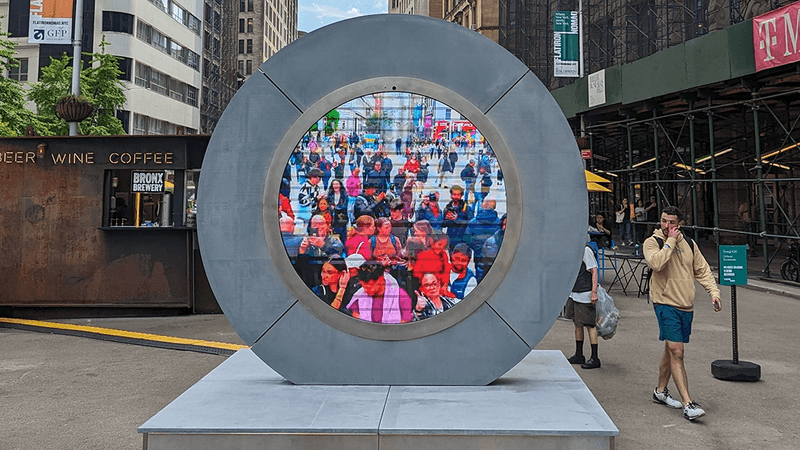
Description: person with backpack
xmin=565 ymin=244 xmax=601 ymax=370
xmin=643 ymin=205 xmax=722 ymax=421
xmin=371 ymin=217 xmax=404 ymax=269
xmin=460 ymin=158 xmax=477 ymax=203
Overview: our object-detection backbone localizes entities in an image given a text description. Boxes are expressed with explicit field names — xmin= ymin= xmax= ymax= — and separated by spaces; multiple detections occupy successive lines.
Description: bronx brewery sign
xmin=198 ymin=14 xmax=587 ymax=385
xmin=28 ymin=0 xmax=74 ymax=44
xmin=131 ymin=172 xmax=165 ymax=193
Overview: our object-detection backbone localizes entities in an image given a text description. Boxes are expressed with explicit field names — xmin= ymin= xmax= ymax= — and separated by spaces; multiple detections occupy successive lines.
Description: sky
xmin=298 ymin=1 xmax=388 ymax=33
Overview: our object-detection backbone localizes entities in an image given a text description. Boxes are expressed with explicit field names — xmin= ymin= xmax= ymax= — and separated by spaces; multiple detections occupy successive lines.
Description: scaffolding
xmin=499 ymin=0 xmax=748 ymax=90
xmin=580 ymin=59 xmax=800 ymax=279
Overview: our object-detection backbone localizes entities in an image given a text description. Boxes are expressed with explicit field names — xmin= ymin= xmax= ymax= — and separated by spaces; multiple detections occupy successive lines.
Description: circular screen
xmin=279 ymin=92 xmax=508 ymax=325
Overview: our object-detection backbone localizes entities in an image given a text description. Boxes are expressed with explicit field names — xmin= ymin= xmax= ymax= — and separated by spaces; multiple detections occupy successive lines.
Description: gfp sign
xmin=198 ymin=15 xmax=586 ymax=385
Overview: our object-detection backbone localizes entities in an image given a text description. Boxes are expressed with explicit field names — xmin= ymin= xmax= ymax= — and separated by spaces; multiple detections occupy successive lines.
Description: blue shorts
xmin=654 ymin=304 xmax=693 ymax=343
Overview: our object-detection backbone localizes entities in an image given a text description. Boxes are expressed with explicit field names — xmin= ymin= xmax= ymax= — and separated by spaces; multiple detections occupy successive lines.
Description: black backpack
xmin=572 ymin=245 xmax=594 ymax=293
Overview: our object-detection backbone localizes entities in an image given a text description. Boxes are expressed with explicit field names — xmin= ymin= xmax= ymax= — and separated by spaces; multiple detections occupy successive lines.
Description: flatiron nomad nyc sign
xmin=28 ymin=0 xmax=74 ymax=44
xmin=753 ymin=0 xmax=800 ymax=72
xmin=553 ymin=11 xmax=579 ymax=77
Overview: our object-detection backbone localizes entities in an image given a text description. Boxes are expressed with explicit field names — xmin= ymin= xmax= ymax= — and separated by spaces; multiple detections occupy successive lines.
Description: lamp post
xmin=69 ymin=0 xmax=85 ymax=136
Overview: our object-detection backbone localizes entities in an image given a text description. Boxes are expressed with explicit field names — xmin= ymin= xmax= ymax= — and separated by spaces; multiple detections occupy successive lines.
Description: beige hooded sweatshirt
xmin=642 ymin=229 xmax=720 ymax=312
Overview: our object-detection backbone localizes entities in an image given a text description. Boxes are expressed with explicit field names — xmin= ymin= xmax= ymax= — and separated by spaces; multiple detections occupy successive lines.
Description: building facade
xmin=236 ymin=0 xmax=297 ymax=82
xmin=389 ymin=0 xmax=443 ymax=19
xmin=1 ymin=0 xmax=210 ymax=134
xmin=389 ymin=0 xmax=494 ymax=41
xmin=202 ymin=0 xmax=237 ymax=134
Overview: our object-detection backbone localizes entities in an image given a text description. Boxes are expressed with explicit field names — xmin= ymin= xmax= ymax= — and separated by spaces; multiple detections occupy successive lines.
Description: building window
xmin=238 ymin=39 xmax=245 ymax=54
xmin=135 ymin=21 xmax=198 ymax=72
xmin=116 ymin=56 xmax=132 ymax=81
xmin=187 ymin=87 xmax=198 ymax=107
xmin=248 ymin=0 xmax=254 ymax=12
xmin=135 ymin=62 xmax=199 ymax=108
xmin=238 ymin=60 xmax=244 ymax=74
xmin=247 ymin=18 xmax=254 ymax=33
xmin=7 ymin=0 xmax=30 ymax=37
xmin=171 ymin=2 xmax=185 ymax=23
xmin=246 ymin=60 xmax=252 ymax=75
xmin=240 ymin=0 xmax=245 ymax=12
xmin=152 ymin=0 xmax=168 ymax=14
xmin=170 ymin=78 xmax=185 ymax=102
xmin=8 ymin=58 xmax=29 ymax=81
xmin=187 ymin=15 xmax=200 ymax=35
xmin=246 ymin=39 xmax=253 ymax=53
xmin=102 ymin=11 xmax=135 ymax=34
xmin=239 ymin=18 xmax=245 ymax=33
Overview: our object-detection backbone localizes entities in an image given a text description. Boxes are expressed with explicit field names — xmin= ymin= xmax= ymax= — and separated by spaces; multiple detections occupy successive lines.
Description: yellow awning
xmin=587 ymin=182 xmax=612 ymax=192
xmin=585 ymin=170 xmax=611 ymax=184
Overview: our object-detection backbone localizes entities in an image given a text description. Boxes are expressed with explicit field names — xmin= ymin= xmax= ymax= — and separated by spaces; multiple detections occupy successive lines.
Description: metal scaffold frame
xmin=499 ymin=0 xmax=747 ymax=90
xmin=581 ymin=73 xmax=800 ymax=280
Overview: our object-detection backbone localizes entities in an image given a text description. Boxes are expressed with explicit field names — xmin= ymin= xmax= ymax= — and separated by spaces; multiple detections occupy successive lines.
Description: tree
xmin=0 ymin=18 xmax=37 ymax=136
xmin=28 ymin=36 xmax=126 ymax=136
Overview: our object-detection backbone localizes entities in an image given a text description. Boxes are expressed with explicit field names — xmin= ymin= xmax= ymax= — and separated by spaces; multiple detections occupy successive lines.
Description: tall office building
xmin=202 ymin=0 xmax=237 ymax=134
xmin=389 ymin=0 xmax=442 ymax=19
xmin=1 ymin=0 xmax=212 ymax=134
xmin=390 ymin=0 xmax=493 ymax=39
xmin=236 ymin=0 xmax=297 ymax=82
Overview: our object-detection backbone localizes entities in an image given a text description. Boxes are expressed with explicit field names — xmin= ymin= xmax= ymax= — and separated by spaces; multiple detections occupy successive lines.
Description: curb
xmin=0 ymin=317 xmax=248 ymax=356
xmin=736 ymin=281 xmax=800 ymax=300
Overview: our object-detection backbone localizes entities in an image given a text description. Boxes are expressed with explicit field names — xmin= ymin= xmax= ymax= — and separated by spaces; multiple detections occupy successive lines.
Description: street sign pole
xmin=712 ymin=245 xmax=761 ymax=381
xmin=731 ymin=284 xmax=738 ymax=364
xmin=69 ymin=0 xmax=84 ymax=136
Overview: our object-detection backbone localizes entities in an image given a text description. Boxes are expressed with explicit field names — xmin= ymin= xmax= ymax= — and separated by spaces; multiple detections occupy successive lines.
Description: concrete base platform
xmin=139 ymin=349 xmax=618 ymax=450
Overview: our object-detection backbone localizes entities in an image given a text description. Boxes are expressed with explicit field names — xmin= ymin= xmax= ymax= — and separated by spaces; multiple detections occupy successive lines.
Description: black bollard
xmin=711 ymin=285 xmax=761 ymax=381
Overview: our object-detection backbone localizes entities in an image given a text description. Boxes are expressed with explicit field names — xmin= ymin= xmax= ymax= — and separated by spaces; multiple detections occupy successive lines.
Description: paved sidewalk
xmin=1 ymin=283 xmax=798 ymax=450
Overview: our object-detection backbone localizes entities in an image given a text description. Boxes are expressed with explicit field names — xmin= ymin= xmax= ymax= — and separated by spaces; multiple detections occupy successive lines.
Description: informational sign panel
xmin=719 ymin=245 xmax=748 ymax=286
xmin=753 ymin=1 xmax=800 ymax=72
xmin=28 ymin=0 xmax=74 ymax=44
xmin=131 ymin=171 xmax=165 ymax=193
xmin=588 ymin=69 xmax=606 ymax=107
xmin=554 ymin=11 xmax=579 ymax=78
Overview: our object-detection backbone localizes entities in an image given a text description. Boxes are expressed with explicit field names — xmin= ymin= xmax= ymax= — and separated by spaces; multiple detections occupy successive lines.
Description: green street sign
xmin=719 ymin=245 xmax=748 ymax=286
xmin=553 ymin=11 xmax=579 ymax=77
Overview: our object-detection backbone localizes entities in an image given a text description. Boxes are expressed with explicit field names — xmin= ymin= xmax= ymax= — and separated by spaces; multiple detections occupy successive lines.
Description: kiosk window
xmin=184 ymin=170 xmax=199 ymax=227
xmin=105 ymin=169 xmax=176 ymax=227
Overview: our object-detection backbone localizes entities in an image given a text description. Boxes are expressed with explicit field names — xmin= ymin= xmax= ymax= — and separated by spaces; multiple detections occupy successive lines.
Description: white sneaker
xmin=652 ymin=388 xmax=682 ymax=409
xmin=683 ymin=402 xmax=706 ymax=421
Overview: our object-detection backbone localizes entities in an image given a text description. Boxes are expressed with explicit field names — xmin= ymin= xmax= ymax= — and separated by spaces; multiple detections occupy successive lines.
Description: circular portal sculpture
xmin=198 ymin=14 xmax=587 ymax=385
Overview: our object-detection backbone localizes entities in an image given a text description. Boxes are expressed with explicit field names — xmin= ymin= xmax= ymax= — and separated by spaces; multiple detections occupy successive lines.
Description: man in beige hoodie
xmin=643 ymin=206 xmax=722 ymax=421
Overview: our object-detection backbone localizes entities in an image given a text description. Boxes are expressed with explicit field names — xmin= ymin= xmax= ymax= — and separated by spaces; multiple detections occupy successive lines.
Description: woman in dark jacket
xmin=327 ymin=179 xmax=349 ymax=241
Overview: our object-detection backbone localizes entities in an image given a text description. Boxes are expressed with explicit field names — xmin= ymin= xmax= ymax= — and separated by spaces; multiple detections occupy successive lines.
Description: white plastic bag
xmin=596 ymin=285 xmax=619 ymax=340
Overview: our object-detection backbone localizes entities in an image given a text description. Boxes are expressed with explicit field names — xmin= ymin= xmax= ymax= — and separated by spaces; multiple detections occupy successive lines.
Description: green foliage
xmin=27 ymin=36 xmax=126 ymax=136
xmin=26 ymin=54 xmax=73 ymax=136
xmin=0 ymin=17 xmax=38 ymax=136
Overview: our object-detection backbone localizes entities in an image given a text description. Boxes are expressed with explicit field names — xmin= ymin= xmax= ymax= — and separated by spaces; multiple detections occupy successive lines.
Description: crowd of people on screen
xmin=279 ymin=132 xmax=506 ymax=323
